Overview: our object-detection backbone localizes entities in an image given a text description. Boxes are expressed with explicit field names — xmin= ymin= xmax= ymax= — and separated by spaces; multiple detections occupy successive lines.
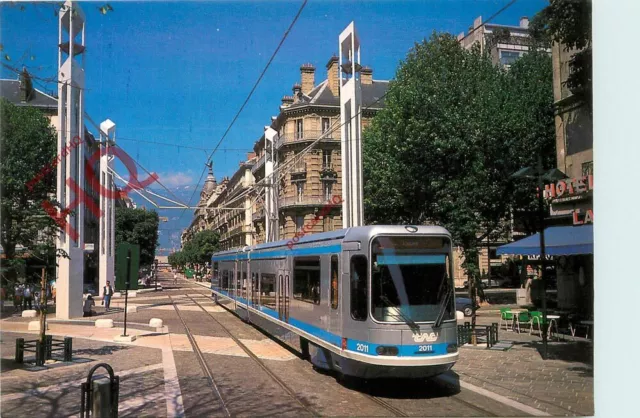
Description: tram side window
xmin=350 ymin=255 xmax=368 ymax=321
xmin=293 ymin=257 xmax=321 ymax=305
xmin=260 ymin=274 xmax=276 ymax=309
xmin=331 ymin=255 xmax=339 ymax=309
xmin=242 ymin=272 xmax=248 ymax=300
xmin=222 ymin=270 xmax=229 ymax=291
xmin=212 ymin=262 xmax=219 ymax=287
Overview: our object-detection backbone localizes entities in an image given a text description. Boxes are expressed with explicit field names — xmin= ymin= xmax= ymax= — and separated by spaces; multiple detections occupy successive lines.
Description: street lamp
xmin=511 ymin=155 xmax=566 ymax=360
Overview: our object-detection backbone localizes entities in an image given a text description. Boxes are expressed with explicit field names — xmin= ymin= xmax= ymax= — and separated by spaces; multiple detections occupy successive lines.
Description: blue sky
xmin=1 ymin=0 xmax=547 ymax=202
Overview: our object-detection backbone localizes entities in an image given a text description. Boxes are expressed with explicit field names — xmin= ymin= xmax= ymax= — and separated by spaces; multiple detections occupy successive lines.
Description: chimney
xmin=473 ymin=16 xmax=482 ymax=29
xmin=292 ymin=83 xmax=302 ymax=103
xmin=326 ymin=55 xmax=339 ymax=96
xmin=519 ymin=16 xmax=529 ymax=29
xmin=300 ymin=63 xmax=315 ymax=94
xmin=361 ymin=66 xmax=373 ymax=85
xmin=19 ymin=67 xmax=34 ymax=103
xmin=281 ymin=95 xmax=294 ymax=109
xmin=247 ymin=152 xmax=256 ymax=161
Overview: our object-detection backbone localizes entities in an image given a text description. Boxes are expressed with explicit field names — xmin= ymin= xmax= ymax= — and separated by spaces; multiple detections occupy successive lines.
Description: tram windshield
xmin=371 ymin=236 xmax=454 ymax=323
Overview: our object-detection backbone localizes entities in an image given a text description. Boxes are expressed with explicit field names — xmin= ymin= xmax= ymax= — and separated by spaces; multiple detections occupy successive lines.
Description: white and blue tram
xmin=210 ymin=225 xmax=458 ymax=379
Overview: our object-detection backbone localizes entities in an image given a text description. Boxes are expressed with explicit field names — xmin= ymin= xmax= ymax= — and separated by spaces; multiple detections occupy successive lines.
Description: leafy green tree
xmin=363 ymin=33 xmax=555 ymax=327
xmin=0 ymin=98 xmax=65 ymax=288
xmin=529 ymin=0 xmax=592 ymax=108
xmin=115 ymin=207 xmax=159 ymax=267
xmin=182 ymin=230 xmax=220 ymax=266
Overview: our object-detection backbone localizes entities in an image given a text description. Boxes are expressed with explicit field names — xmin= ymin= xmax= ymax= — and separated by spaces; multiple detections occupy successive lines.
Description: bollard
xmin=64 ymin=337 xmax=73 ymax=362
xmin=492 ymin=322 xmax=499 ymax=343
xmin=486 ymin=326 xmax=492 ymax=348
xmin=15 ymin=338 xmax=24 ymax=364
xmin=46 ymin=335 xmax=53 ymax=360
xmin=80 ymin=363 xmax=120 ymax=418
xmin=35 ymin=340 xmax=44 ymax=366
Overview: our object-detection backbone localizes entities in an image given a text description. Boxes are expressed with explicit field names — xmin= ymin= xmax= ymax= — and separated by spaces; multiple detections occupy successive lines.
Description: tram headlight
xmin=376 ymin=346 xmax=399 ymax=356
xmin=447 ymin=344 xmax=458 ymax=353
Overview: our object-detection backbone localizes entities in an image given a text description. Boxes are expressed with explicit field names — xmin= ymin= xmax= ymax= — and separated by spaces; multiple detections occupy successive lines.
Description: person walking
xmin=23 ymin=284 xmax=33 ymax=310
xmin=103 ymin=281 xmax=114 ymax=312
xmin=173 ymin=272 xmax=178 ymax=285
xmin=14 ymin=284 xmax=23 ymax=313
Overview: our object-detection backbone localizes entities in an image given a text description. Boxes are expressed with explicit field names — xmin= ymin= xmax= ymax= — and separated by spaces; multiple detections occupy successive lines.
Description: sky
xmin=1 ymin=0 xmax=547 ymax=206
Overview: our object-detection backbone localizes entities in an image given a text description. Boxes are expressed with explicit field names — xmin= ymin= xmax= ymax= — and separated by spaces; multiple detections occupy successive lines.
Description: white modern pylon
xmin=339 ymin=22 xmax=364 ymax=228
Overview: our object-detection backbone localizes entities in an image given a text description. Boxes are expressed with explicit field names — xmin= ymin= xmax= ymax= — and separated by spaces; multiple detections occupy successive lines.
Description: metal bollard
xmin=35 ymin=340 xmax=44 ymax=366
xmin=15 ymin=338 xmax=24 ymax=363
xmin=64 ymin=337 xmax=72 ymax=362
xmin=46 ymin=335 xmax=53 ymax=360
xmin=486 ymin=326 xmax=492 ymax=348
xmin=80 ymin=363 xmax=120 ymax=418
xmin=492 ymin=322 xmax=499 ymax=343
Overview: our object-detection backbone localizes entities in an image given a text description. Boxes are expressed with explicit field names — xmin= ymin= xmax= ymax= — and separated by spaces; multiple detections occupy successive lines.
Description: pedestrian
xmin=23 ymin=284 xmax=33 ymax=310
xmin=103 ymin=281 xmax=114 ymax=311
xmin=173 ymin=272 xmax=178 ymax=285
xmin=83 ymin=295 xmax=96 ymax=317
xmin=14 ymin=284 xmax=23 ymax=313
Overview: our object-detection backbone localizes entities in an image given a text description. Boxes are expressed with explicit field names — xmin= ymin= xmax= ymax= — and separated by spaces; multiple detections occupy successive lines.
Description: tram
xmin=210 ymin=225 xmax=458 ymax=379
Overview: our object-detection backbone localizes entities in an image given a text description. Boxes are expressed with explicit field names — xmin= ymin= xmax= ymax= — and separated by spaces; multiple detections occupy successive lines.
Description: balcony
xmin=251 ymin=154 xmax=266 ymax=174
xmin=252 ymin=209 xmax=265 ymax=222
xmin=279 ymin=196 xmax=327 ymax=208
xmin=320 ymin=162 xmax=338 ymax=180
xmin=276 ymin=129 xmax=337 ymax=149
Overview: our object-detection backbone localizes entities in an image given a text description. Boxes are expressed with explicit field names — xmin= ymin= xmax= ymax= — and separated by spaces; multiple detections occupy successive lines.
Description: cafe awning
xmin=496 ymin=225 xmax=593 ymax=256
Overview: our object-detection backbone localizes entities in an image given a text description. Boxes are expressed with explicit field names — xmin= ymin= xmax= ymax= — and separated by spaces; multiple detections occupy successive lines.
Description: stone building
xmin=250 ymin=57 xmax=388 ymax=245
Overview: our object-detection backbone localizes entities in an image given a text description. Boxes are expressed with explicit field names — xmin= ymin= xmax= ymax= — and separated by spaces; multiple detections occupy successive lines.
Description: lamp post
xmin=511 ymin=155 xmax=565 ymax=360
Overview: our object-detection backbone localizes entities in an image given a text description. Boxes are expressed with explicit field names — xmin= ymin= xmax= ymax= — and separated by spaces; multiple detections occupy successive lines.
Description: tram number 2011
xmin=418 ymin=345 xmax=433 ymax=352
xmin=356 ymin=343 xmax=369 ymax=353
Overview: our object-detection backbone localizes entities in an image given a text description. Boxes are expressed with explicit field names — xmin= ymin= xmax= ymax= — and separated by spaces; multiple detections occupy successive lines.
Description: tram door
xmin=277 ymin=268 xmax=290 ymax=322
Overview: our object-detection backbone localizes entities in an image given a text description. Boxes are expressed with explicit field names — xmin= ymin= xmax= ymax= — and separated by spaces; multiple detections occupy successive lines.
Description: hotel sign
xmin=544 ymin=174 xmax=593 ymax=226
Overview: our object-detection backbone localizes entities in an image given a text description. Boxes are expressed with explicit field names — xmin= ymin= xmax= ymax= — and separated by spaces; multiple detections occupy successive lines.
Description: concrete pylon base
xmin=113 ymin=334 xmax=136 ymax=343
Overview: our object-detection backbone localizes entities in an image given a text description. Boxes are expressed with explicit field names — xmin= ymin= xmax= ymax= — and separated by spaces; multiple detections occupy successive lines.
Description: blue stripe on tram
xmin=212 ymin=290 xmax=452 ymax=357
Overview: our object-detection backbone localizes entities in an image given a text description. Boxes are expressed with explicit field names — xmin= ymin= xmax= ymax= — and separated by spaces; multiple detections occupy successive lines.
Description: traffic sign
xmin=115 ymin=243 xmax=140 ymax=291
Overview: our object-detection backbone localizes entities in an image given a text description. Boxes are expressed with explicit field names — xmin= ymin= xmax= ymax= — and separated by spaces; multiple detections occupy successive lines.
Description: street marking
xmin=164 ymin=336 xmax=185 ymax=418
xmin=438 ymin=373 xmax=551 ymax=416
xmin=1 ymin=363 xmax=163 ymax=401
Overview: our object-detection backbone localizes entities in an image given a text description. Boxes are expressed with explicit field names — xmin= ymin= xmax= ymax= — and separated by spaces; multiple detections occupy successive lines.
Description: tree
xmin=529 ymin=0 xmax=592 ymax=109
xmin=115 ymin=207 xmax=159 ymax=267
xmin=182 ymin=230 xmax=220 ymax=266
xmin=362 ymin=33 xmax=555 ymax=328
xmin=0 ymin=98 xmax=63 ymax=287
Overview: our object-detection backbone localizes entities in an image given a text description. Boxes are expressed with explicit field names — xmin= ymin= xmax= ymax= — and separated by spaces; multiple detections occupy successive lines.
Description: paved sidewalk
xmin=453 ymin=313 xmax=594 ymax=416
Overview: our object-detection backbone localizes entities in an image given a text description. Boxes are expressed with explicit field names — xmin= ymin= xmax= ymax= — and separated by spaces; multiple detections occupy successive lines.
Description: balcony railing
xmin=252 ymin=209 xmax=265 ymax=222
xmin=251 ymin=154 xmax=266 ymax=174
xmin=320 ymin=162 xmax=338 ymax=180
xmin=290 ymin=162 xmax=307 ymax=175
xmin=276 ymin=129 xmax=337 ymax=149
xmin=279 ymin=196 xmax=328 ymax=208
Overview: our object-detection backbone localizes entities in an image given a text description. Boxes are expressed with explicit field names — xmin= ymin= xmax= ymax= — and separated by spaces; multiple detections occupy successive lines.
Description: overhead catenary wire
xmin=178 ymin=0 xmax=309 ymax=223
xmin=197 ymin=0 xmax=522 ymax=223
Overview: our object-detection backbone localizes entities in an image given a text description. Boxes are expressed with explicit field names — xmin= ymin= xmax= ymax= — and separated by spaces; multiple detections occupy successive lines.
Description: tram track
xmin=185 ymin=286 xmax=509 ymax=417
xmin=183 ymin=293 xmax=320 ymax=417
xmin=170 ymin=295 xmax=231 ymax=417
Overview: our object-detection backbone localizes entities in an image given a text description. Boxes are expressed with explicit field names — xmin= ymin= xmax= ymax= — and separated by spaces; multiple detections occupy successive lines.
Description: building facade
xmin=251 ymin=58 xmax=388 ymax=246
xmin=459 ymin=15 xmax=535 ymax=68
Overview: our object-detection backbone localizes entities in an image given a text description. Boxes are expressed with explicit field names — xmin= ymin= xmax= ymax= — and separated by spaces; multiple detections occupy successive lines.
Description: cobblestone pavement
xmin=0 ymin=273 xmax=594 ymax=416
xmin=452 ymin=315 xmax=594 ymax=416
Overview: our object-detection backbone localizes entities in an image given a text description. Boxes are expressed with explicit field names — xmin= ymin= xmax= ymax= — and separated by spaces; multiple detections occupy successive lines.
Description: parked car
xmin=455 ymin=297 xmax=480 ymax=317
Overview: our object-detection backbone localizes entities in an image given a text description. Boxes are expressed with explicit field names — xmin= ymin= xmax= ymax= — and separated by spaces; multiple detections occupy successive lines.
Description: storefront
xmin=497 ymin=174 xmax=594 ymax=317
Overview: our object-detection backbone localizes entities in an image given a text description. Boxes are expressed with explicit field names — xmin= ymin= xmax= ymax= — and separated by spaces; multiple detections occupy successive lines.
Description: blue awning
xmin=496 ymin=225 xmax=593 ymax=256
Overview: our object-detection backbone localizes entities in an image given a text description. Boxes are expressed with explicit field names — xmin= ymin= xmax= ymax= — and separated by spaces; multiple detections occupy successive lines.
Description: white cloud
xmin=157 ymin=171 xmax=194 ymax=188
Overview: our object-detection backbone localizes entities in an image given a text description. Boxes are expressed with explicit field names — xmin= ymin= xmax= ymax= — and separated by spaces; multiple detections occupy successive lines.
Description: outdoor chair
xmin=529 ymin=311 xmax=548 ymax=337
xmin=499 ymin=308 xmax=513 ymax=331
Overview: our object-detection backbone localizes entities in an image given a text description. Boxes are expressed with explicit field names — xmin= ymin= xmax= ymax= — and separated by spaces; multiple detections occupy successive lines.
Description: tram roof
xmin=211 ymin=225 xmax=451 ymax=258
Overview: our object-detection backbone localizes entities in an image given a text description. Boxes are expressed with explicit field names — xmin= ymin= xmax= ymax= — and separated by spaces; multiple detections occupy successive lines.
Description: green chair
xmin=529 ymin=311 xmax=548 ymax=337
xmin=499 ymin=308 xmax=513 ymax=331
xmin=515 ymin=311 xmax=531 ymax=334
